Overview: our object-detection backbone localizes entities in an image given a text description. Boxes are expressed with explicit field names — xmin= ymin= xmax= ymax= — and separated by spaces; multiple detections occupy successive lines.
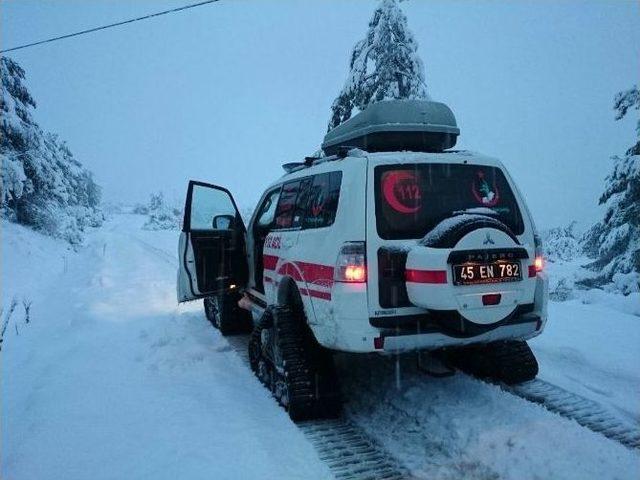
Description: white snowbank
xmin=2 ymin=215 xmax=330 ymax=480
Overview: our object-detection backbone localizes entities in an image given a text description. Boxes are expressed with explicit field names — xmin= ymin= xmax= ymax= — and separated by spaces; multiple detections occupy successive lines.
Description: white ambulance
xmin=176 ymin=100 xmax=548 ymax=420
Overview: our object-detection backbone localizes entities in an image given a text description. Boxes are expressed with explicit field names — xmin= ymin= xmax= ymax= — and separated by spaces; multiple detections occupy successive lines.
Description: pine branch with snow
xmin=613 ymin=85 xmax=639 ymax=156
xmin=328 ymin=0 xmax=429 ymax=131
xmin=580 ymin=86 xmax=639 ymax=294
xmin=1 ymin=56 xmax=103 ymax=243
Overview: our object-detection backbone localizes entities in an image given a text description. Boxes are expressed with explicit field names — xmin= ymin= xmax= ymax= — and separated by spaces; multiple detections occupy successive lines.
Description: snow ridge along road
xmin=508 ymin=379 xmax=640 ymax=450
xmin=225 ymin=335 xmax=409 ymax=480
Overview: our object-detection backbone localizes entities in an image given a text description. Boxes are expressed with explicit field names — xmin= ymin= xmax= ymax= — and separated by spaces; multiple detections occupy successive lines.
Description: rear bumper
xmin=380 ymin=314 xmax=542 ymax=352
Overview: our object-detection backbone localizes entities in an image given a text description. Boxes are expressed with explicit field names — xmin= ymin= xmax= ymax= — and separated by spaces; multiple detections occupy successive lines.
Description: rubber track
xmin=450 ymin=341 xmax=640 ymax=451
xmin=226 ymin=335 xmax=408 ymax=480
xmin=507 ymin=379 xmax=640 ymax=450
xmin=299 ymin=419 xmax=408 ymax=480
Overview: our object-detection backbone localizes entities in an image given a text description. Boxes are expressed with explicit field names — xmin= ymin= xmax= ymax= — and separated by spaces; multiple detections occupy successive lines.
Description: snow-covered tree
xmin=328 ymin=0 xmax=429 ymax=130
xmin=542 ymin=222 xmax=581 ymax=263
xmin=581 ymin=85 xmax=639 ymax=294
xmin=1 ymin=56 xmax=102 ymax=243
xmin=142 ymin=191 xmax=182 ymax=230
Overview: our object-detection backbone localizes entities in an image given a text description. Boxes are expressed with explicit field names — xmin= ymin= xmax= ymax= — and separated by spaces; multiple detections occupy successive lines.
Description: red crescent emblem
xmin=382 ymin=171 xmax=422 ymax=214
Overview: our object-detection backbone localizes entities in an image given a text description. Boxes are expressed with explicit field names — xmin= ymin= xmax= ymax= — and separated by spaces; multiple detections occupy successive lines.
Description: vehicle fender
xmin=277 ymin=276 xmax=313 ymax=326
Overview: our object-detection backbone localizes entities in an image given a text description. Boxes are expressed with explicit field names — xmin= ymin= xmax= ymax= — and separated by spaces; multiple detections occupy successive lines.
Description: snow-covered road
xmin=2 ymin=214 xmax=639 ymax=479
xmin=2 ymin=215 xmax=331 ymax=480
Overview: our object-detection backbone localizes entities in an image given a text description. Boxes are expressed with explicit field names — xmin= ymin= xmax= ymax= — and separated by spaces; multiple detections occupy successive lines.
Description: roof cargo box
xmin=322 ymin=99 xmax=459 ymax=155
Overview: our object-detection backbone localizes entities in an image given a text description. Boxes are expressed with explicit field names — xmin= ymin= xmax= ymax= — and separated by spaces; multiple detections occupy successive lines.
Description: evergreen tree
xmin=142 ymin=191 xmax=182 ymax=231
xmin=328 ymin=0 xmax=429 ymax=131
xmin=613 ymin=86 xmax=639 ymax=156
xmin=1 ymin=56 xmax=102 ymax=243
xmin=581 ymin=85 xmax=639 ymax=294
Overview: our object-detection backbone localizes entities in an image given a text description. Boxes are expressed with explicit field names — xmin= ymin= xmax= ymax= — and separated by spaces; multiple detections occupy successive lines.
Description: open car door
xmin=177 ymin=180 xmax=248 ymax=302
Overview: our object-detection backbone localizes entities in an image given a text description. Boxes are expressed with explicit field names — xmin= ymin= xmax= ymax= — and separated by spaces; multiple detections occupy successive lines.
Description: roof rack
xmin=282 ymin=155 xmax=321 ymax=173
xmin=322 ymin=99 xmax=459 ymax=155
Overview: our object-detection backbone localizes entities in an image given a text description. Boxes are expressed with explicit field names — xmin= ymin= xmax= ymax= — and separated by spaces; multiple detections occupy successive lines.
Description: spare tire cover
xmin=406 ymin=214 xmax=523 ymax=326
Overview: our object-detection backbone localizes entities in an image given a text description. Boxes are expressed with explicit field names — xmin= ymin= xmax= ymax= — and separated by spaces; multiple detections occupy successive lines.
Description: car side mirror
xmin=212 ymin=214 xmax=236 ymax=230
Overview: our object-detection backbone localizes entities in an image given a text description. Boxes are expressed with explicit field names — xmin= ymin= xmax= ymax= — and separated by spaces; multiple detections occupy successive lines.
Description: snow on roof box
xmin=322 ymin=99 xmax=460 ymax=155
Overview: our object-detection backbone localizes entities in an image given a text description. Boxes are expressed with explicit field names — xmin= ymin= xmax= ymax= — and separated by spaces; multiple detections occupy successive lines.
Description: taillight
xmin=534 ymin=256 xmax=544 ymax=272
xmin=529 ymin=234 xmax=544 ymax=276
xmin=335 ymin=242 xmax=366 ymax=283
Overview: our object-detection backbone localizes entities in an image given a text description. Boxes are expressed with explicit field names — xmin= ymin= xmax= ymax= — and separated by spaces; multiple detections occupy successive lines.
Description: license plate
xmin=453 ymin=261 xmax=521 ymax=286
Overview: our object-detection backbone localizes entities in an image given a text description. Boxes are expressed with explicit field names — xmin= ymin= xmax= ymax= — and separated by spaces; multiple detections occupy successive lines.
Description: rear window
xmin=374 ymin=163 xmax=524 ymax=240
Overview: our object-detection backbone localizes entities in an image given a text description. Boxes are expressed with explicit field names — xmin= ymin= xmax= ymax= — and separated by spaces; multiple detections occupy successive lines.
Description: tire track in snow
xmin=129 ymin=235 xmax=178 ymax=268
xmin=225 ymin=335 xmax=409 ymax=480
xmin=506 ymin=379 xmax=640 ymax=450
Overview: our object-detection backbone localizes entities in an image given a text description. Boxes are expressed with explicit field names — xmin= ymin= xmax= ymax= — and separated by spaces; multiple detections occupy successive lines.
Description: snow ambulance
xmin=176 ymin=99 xmax=548 ymax=420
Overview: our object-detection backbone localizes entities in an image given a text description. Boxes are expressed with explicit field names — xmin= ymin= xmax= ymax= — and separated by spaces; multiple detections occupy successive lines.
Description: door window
xmin=273 ymin=172 xmax=342 ymax=230
xmin=256 ymin=188 xmax=281 ymax=228
xmin=188 ymin=184 xmax=237 ymax=231
xmin=274 ymin=180 xmax=301 ymax=229
xmin=303 ymin=171 xmax=342 ymax=229
xmin=292 ymin=178 xmax=312 ymax=228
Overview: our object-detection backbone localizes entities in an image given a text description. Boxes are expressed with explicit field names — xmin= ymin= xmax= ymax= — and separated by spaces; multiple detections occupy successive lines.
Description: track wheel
xmin=448 ymin=340 xmax=538 ymax=385
xmin=203 ymin=293 xmax=252 ymax=336
xmin=249 ymin=308 xmax=273 ymax=372
xmin=274 ymin=305 xmax=342 ymax=420
xmin=250 ymin=305 xmax=341 ymax=421
xmin=490 ymin=341 xmax=539 ymax=384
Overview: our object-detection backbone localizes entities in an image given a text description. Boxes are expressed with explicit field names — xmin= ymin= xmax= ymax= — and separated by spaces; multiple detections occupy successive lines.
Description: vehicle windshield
xmin=374 ymin=163 xmax=525 ymax=240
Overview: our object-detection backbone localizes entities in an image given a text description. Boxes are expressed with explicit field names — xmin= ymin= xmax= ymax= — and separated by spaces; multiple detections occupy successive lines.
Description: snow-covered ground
xmin=1 ymin=216 xmax=331 ymax=480
xmin=533 ymin=258 xmax=640 ymax=422
xmin=2 ymin=214 xmax=639 ymax=479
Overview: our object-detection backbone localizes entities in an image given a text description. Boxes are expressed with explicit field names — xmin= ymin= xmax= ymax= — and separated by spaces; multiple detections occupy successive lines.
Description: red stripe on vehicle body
xmin=295 ymin=261 xmax=335 ymax=286
xmin=263 ymin=254 xmax=279 ymax=271
xmin=274 ymin=260 xmax=334 ymax=298
xmin=276 ymin=261 xmax=334 ymax=286
xmin=299 ymin=288 xmax=332 ymax=301
xmin=277 ymin=262 xmax=303 ymax=281
xmin=405 ymin=269 xmax=448 ymax=284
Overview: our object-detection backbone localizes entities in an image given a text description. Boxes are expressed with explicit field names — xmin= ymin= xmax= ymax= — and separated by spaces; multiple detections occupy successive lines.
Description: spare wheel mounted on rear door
xmin=405 ymin=213 xmax=532 ymax=327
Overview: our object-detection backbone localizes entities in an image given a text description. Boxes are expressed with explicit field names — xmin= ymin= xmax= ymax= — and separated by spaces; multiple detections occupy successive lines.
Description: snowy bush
xmin=549 ymin=278 xmax=575 ymax=302
xmin=142 ymin=192 xmax=182 ymax=230
xmin=542 ymin=222 xmax=582 ymax=263
xmin=580 ymin=85 xmax=639 ymax=295
xmin=328 ymin=0 xmax=429 ymax=130
xmin=0 ymin=56 xmax=102 ymax=243
xmin=132 ymin=203 xmax=149 ymax=215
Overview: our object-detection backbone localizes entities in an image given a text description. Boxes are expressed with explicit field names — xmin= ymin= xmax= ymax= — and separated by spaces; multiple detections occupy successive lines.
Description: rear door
xmin=366 ymin=157 xmax=429 ymax=320
xmin=177 ymin=180 xmax=248 ymax=302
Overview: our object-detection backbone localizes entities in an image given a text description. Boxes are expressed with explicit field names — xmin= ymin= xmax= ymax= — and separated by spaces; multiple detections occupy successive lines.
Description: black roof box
xmin=322 ymin=99 xmax=459 ymax=155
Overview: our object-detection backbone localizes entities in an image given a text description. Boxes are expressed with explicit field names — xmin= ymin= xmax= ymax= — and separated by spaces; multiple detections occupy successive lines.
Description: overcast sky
xmin=2 ymin=0 xmax=639 ymax=229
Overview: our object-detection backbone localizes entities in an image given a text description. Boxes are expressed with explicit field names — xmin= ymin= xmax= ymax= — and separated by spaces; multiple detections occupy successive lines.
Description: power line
xmin=0 ymin=0 xmax=219 ymax=54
